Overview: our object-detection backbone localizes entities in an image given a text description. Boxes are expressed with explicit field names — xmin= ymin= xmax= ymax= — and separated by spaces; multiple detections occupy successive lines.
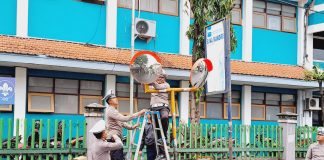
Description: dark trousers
xmin=110 ymin=148 xmax=124 ymax=160
xmin=146 ymin=144 xmax=157 ymax=160
xmin=152 ymin=107 xmax=169 ymax=140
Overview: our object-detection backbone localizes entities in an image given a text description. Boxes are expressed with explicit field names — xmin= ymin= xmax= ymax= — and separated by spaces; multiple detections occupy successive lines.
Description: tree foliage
xmin=187 ymin=0 xmax=237 ymax=124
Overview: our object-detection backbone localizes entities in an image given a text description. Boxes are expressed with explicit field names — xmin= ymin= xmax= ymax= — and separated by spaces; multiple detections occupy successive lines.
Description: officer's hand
xmin=112 ymin=135 xmax=119 ymax=141
xmin=139 ymin=151 xmax=142 ymax=156
xmin=140 ymin=109 xmax=148 ymax=115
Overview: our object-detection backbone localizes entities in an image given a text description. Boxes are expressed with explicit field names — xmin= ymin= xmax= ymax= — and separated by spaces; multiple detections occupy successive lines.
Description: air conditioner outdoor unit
xmin=306 ymin=98 xmax=321 ymax=110
xmin=135 ymin=18 xmax=156 ymax=41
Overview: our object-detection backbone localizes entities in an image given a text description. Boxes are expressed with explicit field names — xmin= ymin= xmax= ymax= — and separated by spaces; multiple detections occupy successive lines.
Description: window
xmin=0 ymin=104 xmax=12 ymax=111
xmin=251 ymin=104 xmax=266 ymax=120
xmin=28 ymin=77 xmax=103 ymax=114
xmin=224 ymin=103 xmax=241 ymax=119
xmin=252 ymin=91 xmax=296 ymax=121
xmin=117 ymin=0 xmax=179 ymax=16
xmin=79 ymin=95 xmax=103 ymax=114
xmin=231 ymin=0 xmax=242 ymax=24
xmin=253 ymin=0 xmax=296 ymax=32
xmin=206 ymin=102 xmax=223 ymax=119
xmin=28 ymin=93 xmax=54 ymax=113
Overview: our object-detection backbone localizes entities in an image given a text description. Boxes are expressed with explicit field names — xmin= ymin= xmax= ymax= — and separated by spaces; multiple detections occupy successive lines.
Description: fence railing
xmin=295 ymin=126 xmax=319 ymax=159
xmin=0 ymin=118 xmax=86 ymax=160
xmin=124 ymin=124 xmax=284 ymax=160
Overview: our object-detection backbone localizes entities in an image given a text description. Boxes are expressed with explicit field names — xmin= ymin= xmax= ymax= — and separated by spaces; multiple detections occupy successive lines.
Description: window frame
xmin=282 ymin=16 xmax=296 ymax=33
xmin=79 ymin=95 xmax=103 ymax=114
xmin=117 ymin=0 xmax=179 ymax=16
xmin=253 ymin=12 xmax=267 ymax=28
xmin=252 ymin=0 xmax=296 ymax=33
xmin=223 ymin=103 xmax=241 ymax=120
xmin=158 ymin=0 xmax=179 ymax=16
xmin=0 ymin=104 xmax=13 ymax=111
xmin=231 ymin=8 xmax=242 ymax=25
xmin=281 ymin=106 xmax=296 ymax=113
xmin=28 ymin=93 xmax=54 ymax=113
xmin=251 ymin=104 xmax=266 ymax=120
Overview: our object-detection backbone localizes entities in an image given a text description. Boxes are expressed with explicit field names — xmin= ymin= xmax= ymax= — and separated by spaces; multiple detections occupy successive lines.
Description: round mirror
xmin=130 ymin=51 xmax=162 ymax=84
xmin=190 ymin=58 xmax=213 ymax=88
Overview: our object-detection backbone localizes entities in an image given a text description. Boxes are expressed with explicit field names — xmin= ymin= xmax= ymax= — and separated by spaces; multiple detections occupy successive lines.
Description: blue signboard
xmin=0 ymin=77 xmax=15 ymax=105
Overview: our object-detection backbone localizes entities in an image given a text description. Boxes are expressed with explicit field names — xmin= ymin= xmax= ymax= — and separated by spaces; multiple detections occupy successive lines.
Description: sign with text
xmin=205 ymin=19 xmax=230 ymax=94
xmin=0 ymin=77 xmax=15 ymax=105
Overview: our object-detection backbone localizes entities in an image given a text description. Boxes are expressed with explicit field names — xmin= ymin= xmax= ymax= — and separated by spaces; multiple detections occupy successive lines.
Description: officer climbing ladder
xmin=128 ymin=111 xmax=170 ymax=160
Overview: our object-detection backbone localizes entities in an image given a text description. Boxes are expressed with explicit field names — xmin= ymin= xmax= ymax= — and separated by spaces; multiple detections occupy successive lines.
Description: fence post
xmin=277 ymin=112 xmax=298 ymax=160
xmin=84 ymin=103 xmax=106 ymax=160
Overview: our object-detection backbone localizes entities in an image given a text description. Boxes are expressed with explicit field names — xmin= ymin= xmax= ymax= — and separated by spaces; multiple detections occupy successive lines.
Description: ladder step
xmin=154 ymin=128 xmax=162 ymax=131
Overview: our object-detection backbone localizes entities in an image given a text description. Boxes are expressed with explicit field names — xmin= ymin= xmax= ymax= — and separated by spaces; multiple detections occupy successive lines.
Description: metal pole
xmin=129 ymin=0 xmax=135 ymax=159
xmin=224 ymin=18 xmax=233 ymax=160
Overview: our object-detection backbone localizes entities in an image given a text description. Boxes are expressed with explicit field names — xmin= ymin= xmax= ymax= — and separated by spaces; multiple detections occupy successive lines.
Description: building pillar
xmin=179 ymin=0 xmax=190 ymax=55
xmin=84 ymin=103 xmax=106 ymax=160
xmin=297 ymin=0 xmax=306 ymax=66
xmin=179 ymin=81 xmax=190 ymax=124
xmin=16 ymin=0 xmax=29 ymax=37
xmin=242 ymin=0 xmax=253 ymax=62
xmin=297 ymin=90 xmax=313 ymax=126
xmin=241 ymin=85 xmax=251 ymax=147
xmin=106 ymin=0 xmax=117 ymax=48
xmin=104 ymin=75 xmax=116 ymax=107
xmin=277 ymin=113 xmax=298 ymax=160
xmin=13 ymin=67 xmax=27 ymax=136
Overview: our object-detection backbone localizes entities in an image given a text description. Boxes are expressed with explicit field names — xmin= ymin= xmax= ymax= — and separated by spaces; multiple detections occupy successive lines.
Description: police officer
xmin=90 ymin=120 xmax=123 ymax=160
xmin=104 ymin=89 xmax=147 ymax=160
xmin=306 ymin=127 xmax=324 ymax=160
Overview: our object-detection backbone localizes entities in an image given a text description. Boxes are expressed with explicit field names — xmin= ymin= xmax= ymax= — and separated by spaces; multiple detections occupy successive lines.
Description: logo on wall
xmin=0 ymin=78 xmax=15 ymax=105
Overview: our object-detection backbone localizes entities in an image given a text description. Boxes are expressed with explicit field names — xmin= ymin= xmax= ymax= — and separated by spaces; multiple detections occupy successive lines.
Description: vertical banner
xmin=0 ymin=77 xmax=15 ymax=105
xmin=205 ymin=18 xmax=230 ymax=95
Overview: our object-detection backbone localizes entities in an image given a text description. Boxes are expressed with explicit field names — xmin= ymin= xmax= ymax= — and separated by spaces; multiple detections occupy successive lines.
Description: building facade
xmin=0 ymin=0 xmax=322 ymax=136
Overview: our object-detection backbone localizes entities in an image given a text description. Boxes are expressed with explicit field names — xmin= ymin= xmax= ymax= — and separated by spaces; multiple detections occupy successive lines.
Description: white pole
xmin=128 ymin=0 xmax=135 ymax=159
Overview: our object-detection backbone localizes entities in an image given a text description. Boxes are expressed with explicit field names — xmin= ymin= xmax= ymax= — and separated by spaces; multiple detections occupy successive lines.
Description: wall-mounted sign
xmin=0 ymin=77 xmax=15 ymax=105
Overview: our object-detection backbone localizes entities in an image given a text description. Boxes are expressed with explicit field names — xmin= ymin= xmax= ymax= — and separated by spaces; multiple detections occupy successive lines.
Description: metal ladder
xmin=128 ymin=111 xmax=170 ymax=160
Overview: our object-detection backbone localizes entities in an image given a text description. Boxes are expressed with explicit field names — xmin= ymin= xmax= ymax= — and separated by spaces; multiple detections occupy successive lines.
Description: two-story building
xmin=0 ymin=0 xmax=322 ymax=137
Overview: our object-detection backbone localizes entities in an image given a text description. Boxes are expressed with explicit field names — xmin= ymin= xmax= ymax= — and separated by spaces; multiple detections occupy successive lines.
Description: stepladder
xmin=128 ymin=111 xmax=170 ymax=160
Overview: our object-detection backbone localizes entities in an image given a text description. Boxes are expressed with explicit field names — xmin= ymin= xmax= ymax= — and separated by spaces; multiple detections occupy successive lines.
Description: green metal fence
xmin=0 ymin=118 xmax=86 ymax=160
xmin=125 ymin=124 xmax=284 ymax=160
xmin=295 ymin=126 xmax=319 ymax=159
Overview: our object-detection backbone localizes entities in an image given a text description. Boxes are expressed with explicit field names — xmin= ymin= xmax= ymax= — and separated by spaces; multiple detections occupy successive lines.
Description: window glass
xmin=224 ymin=103 xmax=240 ymax=119
xmin=253 ymin=0 xmax=266 ymax=12
xmin=118 ymin=99 xmax=130 ymax=114
xmin=282 ymin=107 xmax=296 ymax=113
xmin=266 ymin=2 xmax=281 ymax=15
xmin=80 ymin=80 xmax=102 ymax=95
xmin=55 ymin=94 xmax=78 ymax=114
xmin=267 ymin=15 xmax=281 ymax=30
xmin=137 ymin=99 xmax=151 ymax=111
xmin=29 ymin=94 xmax=53 ymax=112
xmin=116 ymin=83 xmax=136 ymax=97
xmin=282 ymin=17 xmax=296 ymax=32
xmin=282 ymin=5 xmax=295 ymax=17
xmin=0 ymin=105 xmax=11 ymax=111
xmin=253 ymin=13 xmax=266 ymax=28
xmin=206 ymin=103 xmax=223 ymax=119
xmin=140 ymin=0 xmax=158 ymax=12
xmin=29 ymin=77 xmax=53 ymax=93
xmin=251 ymin=105 xmax=265 ymax=120
xmin=118 ymin=0 xmax=138 ymax=9
xmin=231 ymin=9 xmax=241 ymax=24
xmin=55 ymin=79 xmax=78 ymax=94
xmin=80 ymin=96 xmax=101 ymax=114
xmin=200 ymin=102 xmax=205 ymax=117
xmin=266 ymin=106 xmax=280 ymax=121
xmin=233 ymin=0 xmax=241 ymax=8
xmin=159 ymin=0 xmax=178 ymax=16
xmin=252 ymin=92 xmax=264 ymax=100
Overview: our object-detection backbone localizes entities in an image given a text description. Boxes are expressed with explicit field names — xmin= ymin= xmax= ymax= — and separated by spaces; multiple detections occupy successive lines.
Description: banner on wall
xmin=205 ymin=18 xmax=230 ymax=94
xmin=0 ymin=77 xmax=15 ymax=105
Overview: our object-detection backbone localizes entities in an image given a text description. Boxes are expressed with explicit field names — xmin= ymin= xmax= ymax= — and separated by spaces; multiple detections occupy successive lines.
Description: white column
xmin=297 ymin=0 xmax=306 ymax=66
xmin=106 ymin=0 xmax=117 ymax=48
xmin=16 ymin=0 xmax=29 ymax=37
xmin=104 ymin=75 xmax=116 ymax=107
xmin=298 ymin=90 xmax=313 ymax=126
xmin=179 ymin=81 xmax=190 ymax=124
xmin=242 ymin=0 xmax=253 ymax=62
xmin=179 ymin=0 xmax=190 ymax=55
xmin=13 ymin=67 xmax=27 ymax=136
xmin=241 ymin=85 xmax=252 ymax=125
xmin=305 ymin=33 xmax=313 ymax=70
